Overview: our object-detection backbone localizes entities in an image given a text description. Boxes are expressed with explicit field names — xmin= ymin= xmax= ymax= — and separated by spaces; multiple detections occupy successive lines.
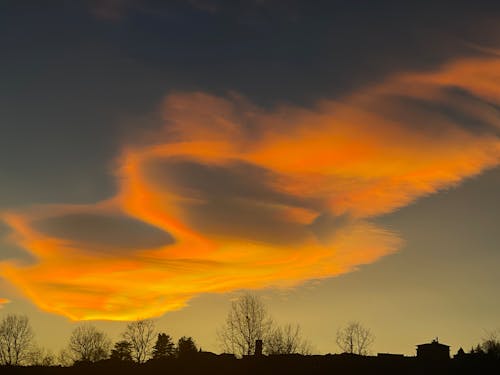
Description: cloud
xmin=0 ymin=298 xmax=10 ymax=308
xmin=0 ymin=54 xmax=499 ymax=321
xmin=33 ymin=212 xmax=174 ymax=253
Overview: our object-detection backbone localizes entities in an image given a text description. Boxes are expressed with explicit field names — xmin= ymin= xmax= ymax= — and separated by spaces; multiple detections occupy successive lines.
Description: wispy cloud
xmin=1 ymin=54 xmax=499 ymax=321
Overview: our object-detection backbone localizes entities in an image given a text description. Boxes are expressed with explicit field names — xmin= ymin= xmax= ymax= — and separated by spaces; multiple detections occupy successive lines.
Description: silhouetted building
xmin=416 ymin=339 xmax=450 ymax=361
xmin=255 ymin=339 xmax=263 ymax=356
xmin=454 ymin=347 xmax=466 ymax=359
xmin=377 ymin=353 xmax=405 ymax=359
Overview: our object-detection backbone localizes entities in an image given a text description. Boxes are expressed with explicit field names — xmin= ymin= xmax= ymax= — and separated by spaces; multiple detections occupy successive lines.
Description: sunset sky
xmin=1 ymin=0 xmax=500 ymax=356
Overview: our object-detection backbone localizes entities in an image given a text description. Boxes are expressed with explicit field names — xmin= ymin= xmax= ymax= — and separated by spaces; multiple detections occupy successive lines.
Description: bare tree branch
xmin=67 ymin=324 xmax=111 ymax=363
xmin=0 ymin=314 xmax=35 ymax=365
xmin=336 ymin=321 xmax=374 ymax=355
xmin=266 ymin=323 xmax=312 ymax=355
xmin=123 ymin=319 xmax=156 ymax=363
xmin=217 ymin=294 xmax=273 ymax=357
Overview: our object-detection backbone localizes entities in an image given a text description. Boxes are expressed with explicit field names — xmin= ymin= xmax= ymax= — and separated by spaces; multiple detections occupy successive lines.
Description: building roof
xmin=417 ymin=339 xmax=450 ymax=348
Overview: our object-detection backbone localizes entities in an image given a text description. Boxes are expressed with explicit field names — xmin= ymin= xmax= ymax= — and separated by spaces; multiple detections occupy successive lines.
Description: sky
xmin=1 ymin=0 xmax=500 ymax=356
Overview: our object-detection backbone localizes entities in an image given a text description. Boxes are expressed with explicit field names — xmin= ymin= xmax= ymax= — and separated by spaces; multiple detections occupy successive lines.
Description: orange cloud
xmin=0 ymin=54 xmax=499 ymax=321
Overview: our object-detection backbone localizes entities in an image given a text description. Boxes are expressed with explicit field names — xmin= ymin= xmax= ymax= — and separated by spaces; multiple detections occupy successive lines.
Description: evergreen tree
xmin=152 ymin=333 xmax=175 ymax=359
xmin=110 ymin=341 xmax=133 ymax=362
xmin=177 ymin=336 xmax=197 ymax=358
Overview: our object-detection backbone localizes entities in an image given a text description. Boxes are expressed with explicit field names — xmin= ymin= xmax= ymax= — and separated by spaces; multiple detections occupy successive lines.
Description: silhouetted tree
xmin=123 ymin=319 xmax=156 ymax=363
xmin=177 ymin=336 xmax=197 ymax=358
xmin=266 ymin=323 xmax=312 ymax=355
xmin=217 ymin=294 xmax=273 ymax=356
xmin=152 ymin=333 xmax=175 ymax=359
xmin=57 ymin=348 xmax=73 ymax=367
xmin=455 ymin=347 xmax=466 ymax=359
xmin=27 ymin=346 xmax=55 ymax=366
xmin=480 ymin=331 xmax=500 ymax=359
xmin=0 ymin=314 xmax=35 ymax=365
xmin=336 ymin=321 xmax=374 ymax=355
xmin=110 ymin=340 xmax=133 ymax=362
xmin=68 ymin=324 xmax=111 ymax=363
xmin=470 ymin=344 xmax=484 ymax=355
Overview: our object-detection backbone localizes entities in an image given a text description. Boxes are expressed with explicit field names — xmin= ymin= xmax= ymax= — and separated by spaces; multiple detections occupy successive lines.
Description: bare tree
xmin=68 ymin=324 xmax=111 ymax=363
xmin=56 ymin=348 xmax=73 ymax=367
xmin=266 ymin=323 xmax=312 ymax=355
xmin=336 ymin=321 xmax=374 ymax=355
xmin=123 ymin=319 xmax=156 ymax=363
xmin=27 ymin=346 xmax=55 ymax=366
xmin=480 ymin=330 xmax=500 ymax=358
xmin=0 ymin=314 xmax=35 ymax=365
xmin=217 ymin=293 xmax=273 ymax=357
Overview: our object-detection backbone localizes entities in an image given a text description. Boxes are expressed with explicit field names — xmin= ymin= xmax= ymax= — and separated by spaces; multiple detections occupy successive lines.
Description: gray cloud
xmin=34 ymin=213 xmax=174 ymax=252
xmin=145 ymin=158 xmax=321 ymax=245
xmin=146 ymin=159 xmax=316 ymax=207
xmin=0 ymin=222 xmax=35 ymax=264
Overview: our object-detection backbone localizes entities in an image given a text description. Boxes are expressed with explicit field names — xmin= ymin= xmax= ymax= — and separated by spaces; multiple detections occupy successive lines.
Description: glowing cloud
xmin=1 ymin=54 xmax=499 ymax=320
xmin=0 ymin=298 xmax=10 ymax=308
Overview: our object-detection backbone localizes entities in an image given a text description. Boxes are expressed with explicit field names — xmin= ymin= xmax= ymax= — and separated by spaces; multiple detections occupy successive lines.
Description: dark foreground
xmin=2 ymin=354 xmax=500 ymax=375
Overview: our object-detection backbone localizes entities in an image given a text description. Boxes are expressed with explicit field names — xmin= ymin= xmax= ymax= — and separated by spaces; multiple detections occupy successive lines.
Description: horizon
xmin=1 ymin=0 xmax=500 ymax=359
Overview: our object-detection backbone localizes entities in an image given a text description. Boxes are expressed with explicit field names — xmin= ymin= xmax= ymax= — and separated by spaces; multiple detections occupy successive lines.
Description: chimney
xmin=255 ymin=339 xmax=263 ymax=356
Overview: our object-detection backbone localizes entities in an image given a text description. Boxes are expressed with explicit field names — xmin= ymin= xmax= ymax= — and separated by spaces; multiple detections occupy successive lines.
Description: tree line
xmin=1 ymin=294 xmax=499 ymax=366
xmin=0 ymin=314 xmax=200 ymax=366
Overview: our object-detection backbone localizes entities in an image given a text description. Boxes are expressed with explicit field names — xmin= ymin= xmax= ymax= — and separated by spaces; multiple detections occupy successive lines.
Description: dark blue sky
xmin=1 ymin=0 xmax=499 ymax=207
